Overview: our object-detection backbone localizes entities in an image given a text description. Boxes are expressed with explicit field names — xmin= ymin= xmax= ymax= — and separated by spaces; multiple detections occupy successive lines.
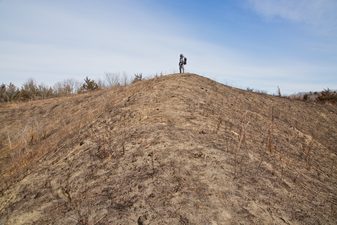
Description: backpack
xmin=184 ymin=57 xmax=187 ymax=65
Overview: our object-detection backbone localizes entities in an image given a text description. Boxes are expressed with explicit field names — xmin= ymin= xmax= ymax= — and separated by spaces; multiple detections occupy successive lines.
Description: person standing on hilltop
xmin=179 ymin=54 xmax=187 ymax=73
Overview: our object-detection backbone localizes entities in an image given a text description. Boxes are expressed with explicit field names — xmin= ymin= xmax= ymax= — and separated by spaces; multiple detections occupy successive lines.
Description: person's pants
xmin=179 ymin=65 xmax=184 ymax=73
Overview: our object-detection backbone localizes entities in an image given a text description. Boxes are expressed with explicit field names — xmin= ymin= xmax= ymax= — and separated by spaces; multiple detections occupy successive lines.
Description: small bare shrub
xmin=132 ymin=73 xmax=143 ymax=84
xmin=105 ymin=72 xmax=121 ymax=88
xmin=122 ymin=72 xmax=130 ymax=86
xmin=53 ymin=78 xmax=79 ymax=96
xmin=277 ymin=86 xmax=281 ymax=97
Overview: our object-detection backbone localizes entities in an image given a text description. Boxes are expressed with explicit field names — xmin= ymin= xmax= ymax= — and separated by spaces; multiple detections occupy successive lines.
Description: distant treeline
xmin=286 ymin=89 xmax=337 ymax=105
xmin=1 ymin=73 xmax=336 ymax=105
xmin=0 ymin=73 xmax=146 ymax=103
xmin=246 ymin=86 xmax=337 ymax=105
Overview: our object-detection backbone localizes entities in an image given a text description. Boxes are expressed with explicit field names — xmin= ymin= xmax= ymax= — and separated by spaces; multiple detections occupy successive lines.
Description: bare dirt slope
xmin=1 ymin=73 xmax=337 ymax=224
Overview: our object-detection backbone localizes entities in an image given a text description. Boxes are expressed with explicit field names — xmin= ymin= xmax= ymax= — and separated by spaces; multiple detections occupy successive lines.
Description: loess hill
xmin=0 ymin=73 xmax=337 ymax=224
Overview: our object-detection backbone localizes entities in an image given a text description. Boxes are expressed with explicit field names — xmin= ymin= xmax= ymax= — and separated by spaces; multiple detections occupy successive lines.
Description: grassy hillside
xmin=1 ymin=73 xmax=337 ymax=224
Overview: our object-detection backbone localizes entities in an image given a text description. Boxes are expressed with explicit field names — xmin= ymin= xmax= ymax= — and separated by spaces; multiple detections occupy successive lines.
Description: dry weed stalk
xmin=305 ymin=139 xmax=313 ymax=170
xmin=267 ymin=107 xmax=274 ymax=153
xmin=215 ymin=110 xmax=222 ymax=134
xmin=4 ymin=125 xmax=12 ymax=150
xmin=20 ymin=123 xmax=29 ymax=151
xmin=330 ymin=153 xmax=335 ymax=177
xmin=225 ymin=119 xmax=234 ymax=153
xmin=234 ymin=116 xmax=250 ymax=177
xmin=204 ymin=95 xmax=213 ymax=117
xmin=239 ymin=111 xmax=248 ymax=141
xmin=122 ymin=125 xmax=126 ymax=156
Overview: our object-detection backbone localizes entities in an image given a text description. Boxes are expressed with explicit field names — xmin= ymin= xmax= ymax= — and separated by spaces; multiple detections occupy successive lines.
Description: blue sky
xmin=0 ymin=0 xmax=336 ymax=94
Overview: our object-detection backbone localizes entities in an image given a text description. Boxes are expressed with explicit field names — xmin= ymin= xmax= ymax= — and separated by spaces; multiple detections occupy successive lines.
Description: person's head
xmin=180 ymin=54 xmax=183 ymax=58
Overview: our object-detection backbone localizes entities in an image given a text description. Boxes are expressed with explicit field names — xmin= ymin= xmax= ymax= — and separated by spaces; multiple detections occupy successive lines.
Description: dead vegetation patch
xmin=1 ymin=73 xmax=337 ymax=224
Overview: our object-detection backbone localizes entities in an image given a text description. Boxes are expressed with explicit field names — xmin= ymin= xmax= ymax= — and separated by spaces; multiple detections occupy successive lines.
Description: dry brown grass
xmin=0 ymin=87 xmax=123 ymax=192
xmin=1 ymin=73 xmax=337 ymax=224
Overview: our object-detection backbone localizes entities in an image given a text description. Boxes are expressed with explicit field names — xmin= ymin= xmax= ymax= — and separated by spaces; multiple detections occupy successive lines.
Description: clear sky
xmin=1 ymin=0 xmax=336 ymax=95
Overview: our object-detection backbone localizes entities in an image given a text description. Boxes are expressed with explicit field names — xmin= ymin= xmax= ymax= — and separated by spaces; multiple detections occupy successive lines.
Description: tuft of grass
xmin=254 ymin=89 xmax=268 ymax=95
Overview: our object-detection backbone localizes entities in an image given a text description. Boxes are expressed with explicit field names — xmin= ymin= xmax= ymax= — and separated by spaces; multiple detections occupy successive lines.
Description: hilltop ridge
xmin=1 ymin=73 xmax=337 ymax=224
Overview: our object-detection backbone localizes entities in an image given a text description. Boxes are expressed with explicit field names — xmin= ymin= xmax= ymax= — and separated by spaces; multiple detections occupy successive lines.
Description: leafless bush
xmin=53 ymin=78 xmax=80 ymax=96
xmin=105 ymin=72 xmax=121 ymax=88
xmin=122 ymin=72 xmax=130 ymax=86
